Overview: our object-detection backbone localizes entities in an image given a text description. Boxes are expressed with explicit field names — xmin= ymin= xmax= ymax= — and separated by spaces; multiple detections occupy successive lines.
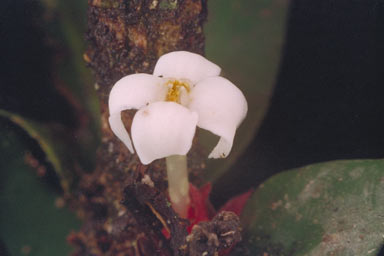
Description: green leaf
xmin=40 ymin=0 xmax=101 ymax=171
xmin=204 ymin=0 xmax=290 ymax=181
xmin=0 ymin=2 xmax=101 ymax=193
xmin=0 ymin=119 xmax=80 ymax=256
xmin=240 ymin=159 xmax=384 ymax=255
xmin=0 ymin=110 xmax=76 ymax=192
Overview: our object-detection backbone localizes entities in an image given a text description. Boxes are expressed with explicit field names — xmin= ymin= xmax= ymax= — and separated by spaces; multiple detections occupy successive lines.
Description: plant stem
xmin=166 ymin=155 xmax=190 ymax=218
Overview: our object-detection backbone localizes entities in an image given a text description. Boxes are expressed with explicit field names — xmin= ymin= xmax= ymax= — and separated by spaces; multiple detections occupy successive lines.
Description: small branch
xmin=123 ymin=177 xmax=189 ymax=256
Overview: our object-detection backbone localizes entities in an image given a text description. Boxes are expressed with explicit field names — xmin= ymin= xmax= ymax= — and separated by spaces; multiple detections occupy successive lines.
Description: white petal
xmin=108 ymin=74 xmax=166 ymax=153
xmin=131 ymin=101 xmax=198 ymax=164
xmin=188 ymin=76 xmax=248 ymax=158
xmin=108 ymin=73 xmax=166 ymax=115
xmin=109 ymin=113 xmax=134 ymax=153
xmin=153 ymin=51 xmax=221 ymax=85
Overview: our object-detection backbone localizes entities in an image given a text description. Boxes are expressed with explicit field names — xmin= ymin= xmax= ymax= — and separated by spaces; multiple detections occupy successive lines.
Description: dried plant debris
xmin=69 ymin=166 xmax=242 ymax=255
xmin=186 ymin=211 xmax=242 ymax=256
xmin=122 ymin=178 xmax=189 ymax=256
xmin=68 ymin=164 xmax=171 ymax=255
xmin=123 ymin=179 xmax=242 ymax=256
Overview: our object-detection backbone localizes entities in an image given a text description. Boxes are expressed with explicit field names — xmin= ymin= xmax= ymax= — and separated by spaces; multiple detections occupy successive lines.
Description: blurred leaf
xmin=239 ymin=159 xmax=384 ymax=255
xmin=40 ymin=0 xmax=101 ymax=170
xmin=0 ymin=119 xmax=80 ymax=256
xmin=204 ymin=0 xmax=290 ymax=181
xmin=0 ymin=109 xmax=79 ymax=192
xmin=0 ymin=0 xmax=99 ymax=196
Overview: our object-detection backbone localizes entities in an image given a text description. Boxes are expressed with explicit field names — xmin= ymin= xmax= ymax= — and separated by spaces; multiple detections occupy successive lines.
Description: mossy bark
xmin=69 ymin=0 xmax=208 ymax=255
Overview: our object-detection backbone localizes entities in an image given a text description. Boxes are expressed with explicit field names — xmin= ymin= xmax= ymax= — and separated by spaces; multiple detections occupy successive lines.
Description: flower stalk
xmin=166 ymin=155 xmax=190 ymax=218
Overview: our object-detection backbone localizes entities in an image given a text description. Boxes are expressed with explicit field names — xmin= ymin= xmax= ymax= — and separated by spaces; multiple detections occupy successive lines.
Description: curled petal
xmin=188 ymin=77 xmax=248 ymax=158
xmin=108 ymin=73 xmax=166 ymax=115
xmin=109 ymin=113 xmax=134 ymax=153
xmin=208 ymin=135 xmax=235 ymax=159
xmin=108 ymin=74 xmax=166 ymax=153
xmin=131 ymin=102 xmax=198 ymax=165
xmin=153 ymin=51 xmax=221 ymax=85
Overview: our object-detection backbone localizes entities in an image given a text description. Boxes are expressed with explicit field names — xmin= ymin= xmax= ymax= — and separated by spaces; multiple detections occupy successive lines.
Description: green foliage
xmin=0 ymin=0 xmax=101 ymax=192
xmin=41 ymin=0 xmax=101 ymax=166
xmin=0 ymin=120 xmax=80 ymax=256
xmin=0 ymin=110 xmax=76 ymax=192
xmin=204 ymin=0 xmax=289 ymax=181
xmin=0 ymin=1 xmax=95 ymax=254
xmin=240 ymin=159 xmax=384 ymax=255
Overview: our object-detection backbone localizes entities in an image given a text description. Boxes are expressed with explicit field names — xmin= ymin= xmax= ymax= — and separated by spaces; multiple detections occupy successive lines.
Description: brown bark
xmin=69 ymin=0 xmax=209 ymax=255
xmin=68 ymin=0 xmax=242 ymax=255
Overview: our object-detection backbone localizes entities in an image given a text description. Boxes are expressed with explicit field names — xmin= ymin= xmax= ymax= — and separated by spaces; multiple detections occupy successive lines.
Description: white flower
xmin=108 ymin=51 xmax=247 ymax=165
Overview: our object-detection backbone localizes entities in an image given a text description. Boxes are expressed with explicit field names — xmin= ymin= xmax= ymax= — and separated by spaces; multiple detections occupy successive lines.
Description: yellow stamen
xmin=165 ymin=80 xmax=190 ymax=103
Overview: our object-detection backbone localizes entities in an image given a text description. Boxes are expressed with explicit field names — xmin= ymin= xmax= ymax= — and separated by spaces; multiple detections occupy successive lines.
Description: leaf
xmin=1 ymin=0 xmax=101 ymax=190
xmin=0 ymin=119 xmax=80 ymax=256
xmin=1 ymin=0 xmax=99 ymax=181
xmin=41 ymin=0 xmax=101 ymax=169
xmin=239 ymin=159 xmax=384 ymax=256
xmin=203 ymin=0 xmax=290 ymax=181
xmin=0 ymin=110 xmax=77 ymax=192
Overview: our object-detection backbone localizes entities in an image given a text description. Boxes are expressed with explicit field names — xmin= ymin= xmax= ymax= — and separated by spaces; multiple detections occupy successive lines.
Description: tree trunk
xmin=69 ymin=0 xmax=208 ymax=255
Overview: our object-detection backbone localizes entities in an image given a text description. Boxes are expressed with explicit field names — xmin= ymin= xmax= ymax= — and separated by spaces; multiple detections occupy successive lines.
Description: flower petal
xmin=108 ymin=74 xmax=166 ymax=153
xmin=109 ymin=113 xmax=135 ymax=153
xmin=153 ymin=51 xmax=221 ymax=85
xmin=108 ymin=73 xmax=166 ymax=115
xmin=131 ymin=101 xmax=198 ymax=164
xmin=188 ymin=76 xmax=248 ymax=158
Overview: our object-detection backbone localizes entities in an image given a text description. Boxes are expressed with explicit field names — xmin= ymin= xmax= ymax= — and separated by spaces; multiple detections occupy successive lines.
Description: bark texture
xmin=69 ymin=0 xmax=209 ymax=255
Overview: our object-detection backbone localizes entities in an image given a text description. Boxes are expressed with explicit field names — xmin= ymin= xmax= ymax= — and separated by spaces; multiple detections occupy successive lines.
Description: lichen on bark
xmin=69 ymin=0 xmax=209 ymax=255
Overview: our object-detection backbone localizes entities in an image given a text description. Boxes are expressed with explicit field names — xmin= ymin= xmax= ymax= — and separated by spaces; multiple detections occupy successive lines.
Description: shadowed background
xmin=208 ymin=0 xmax=384 ymax=206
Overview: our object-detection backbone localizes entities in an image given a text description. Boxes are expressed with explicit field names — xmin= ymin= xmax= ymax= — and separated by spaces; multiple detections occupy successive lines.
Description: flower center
xmin=165 ymin=80 xmax=190 ymax=104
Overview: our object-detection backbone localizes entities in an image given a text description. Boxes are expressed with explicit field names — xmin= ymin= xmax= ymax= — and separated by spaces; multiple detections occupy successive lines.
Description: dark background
xmin=0 ymin=1 xmax=76 ymax=125
xmin=211 ymin=0 xmax=384 ymax=206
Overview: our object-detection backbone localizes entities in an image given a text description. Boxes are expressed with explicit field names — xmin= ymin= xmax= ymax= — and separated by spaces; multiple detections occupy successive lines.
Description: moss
xmin=159 ymin=0 xmax=178 ymax=10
